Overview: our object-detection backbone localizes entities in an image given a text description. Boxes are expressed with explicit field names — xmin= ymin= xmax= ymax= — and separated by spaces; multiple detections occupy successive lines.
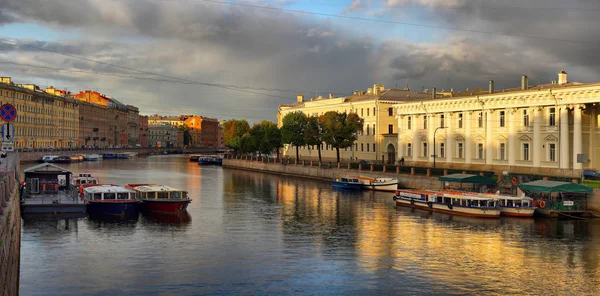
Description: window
xmin=440 ymin=143 xmax=445 ymax=158
xmin=117 ymin=193 xmax=129 ymax=200
xmin=523 ymin=143 xmax=530 ymax=161
xmin=366 ymin=124 xmax=370 ymax=135
xmin=549 ymin=108 xmax=556 ymax=126
xmin=388 ymin=108 xmax=393 ymax=116
xmin=458 ymin=113 xmax=463 ymax=128
xmin=523 ymin=110 xmax=529 ymax=127
xmin=423 ymin=116 xmax=427 ymax=129
xmin=499 ymin=143 xmax=506 ymax=160
xmin=171 ymin=191 xmax=181 ymax=199
xmin=372 ymin=125 xmax=375 ymax=135
xmin=361 ymin=143 xmax=364 ymax=151
xmin=367 ymin=143 xmax=370 ymax=152
xmin=478 ymin=112 xmax=483 ymax=128
xmin=373 ymin=107 xmax=375 ymax=115
xmin=478 ymin=143 xmax=484 ymax=159
xmin=104 ymin=193 xmax=116 ymax=200
xmin=422 ymin=142 xmax=428 ymax=157
xmin=355 ymin=143 xmax=358 ymax=151
xmin=440 ymin=114 xmax=445 ymax=127
xmin=549 ymin=143 xmax=556 ymax=162
xmin=407 ymin=143 xmax=412 ymax=157
xmin=361 ymin=108 xmax=364 ymax=116
xmin=373 ymin=143 xmax=376 ymax=152
xmin=367 ymin=108 xmax=370 ymax=116
xmin=388 ymin=124 xmax=393 ymax=134
xmin=457 ymin=142 xmax=464 ymax=158
xmin=499 ymin=111 xmax=505 ymax=127
xmin=407 ymin=117 xmax=412 ymax=130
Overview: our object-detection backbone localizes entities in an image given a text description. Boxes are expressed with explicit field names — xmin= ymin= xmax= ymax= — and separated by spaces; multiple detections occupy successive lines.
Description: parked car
xmin=46 ymin=146 xmax=56 ymax=151
xmin=583 ymin=170 xmax=600 ymax=180
xmin=22 ymin=147 xmax=34 ymax=152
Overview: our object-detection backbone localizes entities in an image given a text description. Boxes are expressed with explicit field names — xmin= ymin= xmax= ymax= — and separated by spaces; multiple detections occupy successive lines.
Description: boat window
xmin=93 ymin=193 xmax=102 ymax=200
xmin=117 ymin=193 xmax=129 ymax=200
xmin=104 ymin=193 xmax=116 ymax=200
xmin=171 ymin=191 xmax=181 ymax=199
xmin=182 ymin=192 xmax=188 ymax=199
xmin=158 ymin=191 xmax=169 ymax=199
xmin=341 ymin=178 xmax=348 ymax=182
xmin=130 ymin=193 xmax=136 ymax=199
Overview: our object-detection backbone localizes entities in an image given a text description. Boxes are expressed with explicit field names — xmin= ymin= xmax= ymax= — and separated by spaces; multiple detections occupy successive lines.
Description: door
xmin=28 ymin=178 xmax=40 ymax=194
xmin=387 ymin=144 xmax=396 ymax=164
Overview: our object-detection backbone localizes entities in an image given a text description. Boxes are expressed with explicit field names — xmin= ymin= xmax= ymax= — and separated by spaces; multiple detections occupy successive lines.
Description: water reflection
xmin=140 ymin=210 xmax=192 ymax=225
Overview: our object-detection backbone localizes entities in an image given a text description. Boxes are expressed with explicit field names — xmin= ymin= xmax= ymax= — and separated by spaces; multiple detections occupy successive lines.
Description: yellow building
xmin=278 ymin=84 xmax=432 ymax=163
xmin=0 ymin=78 xmax=79 ymax=149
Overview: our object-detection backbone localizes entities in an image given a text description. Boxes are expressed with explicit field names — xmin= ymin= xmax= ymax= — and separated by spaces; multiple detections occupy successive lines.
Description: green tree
xmin=223 ymin=119 xmax=250 ymax=153
xmin=252 ymin=121 xmax=283 ymax=159
xmin=320 ymin=111 xmax=364 ymax=163
xmin=238 ymin=133 xmax=256 ymax=154
xmin=305 ymin=116 xmax=323 ymax=163
xmin=281 ymin=111 xmax=308 ymax=161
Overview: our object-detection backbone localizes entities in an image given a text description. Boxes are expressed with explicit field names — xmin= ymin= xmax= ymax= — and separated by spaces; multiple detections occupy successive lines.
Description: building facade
xmin=278 ymin=85 xmax=432 ymax=163
xmin=395 ymin=72 xmax=600 ymax=176
xmin=149 ymin=115 xmax=220 ymax=147
xmin=148 ymin=124 xmax=180 ymax=148
xmin=138 ymin=115 xmax=149 ymax=147
xmin=0 ymin=79 xmax=79 ymax=149
xmin=127 ymin=105 xmax=139 ymax=146
xmin=72 ymin=90 xmax=129 ymax=147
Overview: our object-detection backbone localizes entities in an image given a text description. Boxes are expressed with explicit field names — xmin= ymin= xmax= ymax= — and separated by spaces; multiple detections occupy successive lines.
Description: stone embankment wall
xmin=0 ymin=153 xmax=21 ymax=296
xmin=590 ymin=190 xmax=600 ymax=213
xmin=18 ymin=147 xmax=221 ymax=163
xmin=223 ymin=158 xmax=443 ymax=190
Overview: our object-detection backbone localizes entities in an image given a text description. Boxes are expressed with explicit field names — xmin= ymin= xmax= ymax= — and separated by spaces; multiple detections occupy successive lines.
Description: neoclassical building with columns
xmin=395 ymin=71 xmax=599 ymax=176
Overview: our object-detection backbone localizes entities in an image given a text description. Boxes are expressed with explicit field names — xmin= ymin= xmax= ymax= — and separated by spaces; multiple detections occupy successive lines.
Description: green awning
xmin=439 ymin=173 xmax=497 ymax=185
xmin=519 ymin=180 xmax=593 ymax=194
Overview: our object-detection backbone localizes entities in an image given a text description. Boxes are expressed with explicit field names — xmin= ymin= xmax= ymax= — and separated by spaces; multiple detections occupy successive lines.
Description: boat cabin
xmin=82 ymin=185 xmax=136 ymax=201
xmin=72 ymin=173 xmax=99 ymax=186
xmin=130 ymin=185 xmax=189 ymax=200
xmin=339 ymin=178 xmax=361 ymax=184
xmin=23 ymin=163 xmax=72 ymax=195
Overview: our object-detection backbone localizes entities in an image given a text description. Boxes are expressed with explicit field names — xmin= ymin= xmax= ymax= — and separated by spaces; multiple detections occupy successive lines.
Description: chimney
xmin=521 ymin=75 xmax=528 ymax=90
xmin=432 ymin=87 xmax=437 ymax=99
xmin=558 ymin=70 xmax=567 ymax=85
xmin=489 ymin=80 xmax=494 ymax=94
xmin=329 ymin=93 xmax=334 ymax=99
xmin=296 ymin=94 xmax=304 ymax=103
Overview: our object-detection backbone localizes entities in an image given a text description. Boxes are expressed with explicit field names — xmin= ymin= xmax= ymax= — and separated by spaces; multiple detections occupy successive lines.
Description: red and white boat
xmin=393 ymin=189 xmax=501 ymax=218
xmin=126 ymin=184 xmax=191 ymax=213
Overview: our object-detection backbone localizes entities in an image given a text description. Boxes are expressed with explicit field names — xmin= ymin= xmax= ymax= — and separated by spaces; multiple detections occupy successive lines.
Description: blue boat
xmin=332 ymin=177 xmax=363 ymax=190
xmin=198 ymin=156 xmax=223 ymax=166
xmin=102 ymin=153 xmax=117 ymax=159
xmin=81 ymin=184 xmax=139 ymax=216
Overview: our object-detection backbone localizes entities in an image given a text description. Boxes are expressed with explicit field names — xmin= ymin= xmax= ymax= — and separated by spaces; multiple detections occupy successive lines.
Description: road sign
xmin=0 ymin=104 xmax=17 ymax=122
xmin=2 ymin=123 xmax=15 ymax=142
xmin=1 ymin=141 xmax=13 ymax=152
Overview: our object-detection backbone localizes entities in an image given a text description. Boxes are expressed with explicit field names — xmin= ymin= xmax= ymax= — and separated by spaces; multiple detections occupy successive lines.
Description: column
xmin=412 ymin=116 xmax=419 ymax=162
xmin=428 ymin=114 xmax=434 ymax=163
xmin=508 ymin=109 xmax=516 ymax=166
xmin=397 ymin=118 xmax=404 ymax=159
xmin=589 ymin=108 xmax=595 ymax=169
xmin=560 ymin=107 xmax=569 ymax=169
xmin=573 ymin=106 xmax=583 ymax=170
xmin=533 ymin=107 xmax=541 ymax=167
xmin=446 ymin=113 xmax=453 ymax=164
xmin=485 ymin=110 xmax=492 ymax=165
xmin=464 ymin=112 xmax=471 ymax=164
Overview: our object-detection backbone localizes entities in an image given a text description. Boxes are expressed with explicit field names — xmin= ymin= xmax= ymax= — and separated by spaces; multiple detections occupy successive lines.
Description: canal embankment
xmin=18 ymin=147 xmax=221 ymax=163
xmin=0 ymin=153 xmax=20 ymax=296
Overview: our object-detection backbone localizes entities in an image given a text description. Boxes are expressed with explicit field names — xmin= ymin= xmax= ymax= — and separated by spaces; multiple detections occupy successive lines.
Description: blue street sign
xmin=0 ymin=104 xmax=17 ymax=122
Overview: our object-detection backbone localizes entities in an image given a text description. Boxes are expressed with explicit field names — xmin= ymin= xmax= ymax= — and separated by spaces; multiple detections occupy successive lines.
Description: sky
xmin=1 ymin=0 xmax=600 ymax=122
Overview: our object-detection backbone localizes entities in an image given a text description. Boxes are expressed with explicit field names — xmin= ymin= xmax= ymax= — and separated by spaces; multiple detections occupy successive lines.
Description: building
xmin=149 ymin=115 xmax=220 ymax=147
xmin=127 ymin=105 xmax=139 ymax=146
xmin=72 ymin=90 xmax=129 ymax=147
xmin=277 ymin=85 xmax=432 ymax=163
xmin=394 ymin=71 xmax=600 ymax=176
xmin=138 ymin=115 xmax=149 ymax=147
xmin=148 ymin=124 xmax=180 ymax=148
xmin=148 ymin=115 xmax=184 ymax=127
xmin=0 ymin=79 xmax=79 ymax=149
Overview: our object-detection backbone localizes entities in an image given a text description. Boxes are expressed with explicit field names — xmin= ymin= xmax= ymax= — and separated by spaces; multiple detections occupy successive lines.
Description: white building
xmin=395 ymin=71 xmax=599 ymax=176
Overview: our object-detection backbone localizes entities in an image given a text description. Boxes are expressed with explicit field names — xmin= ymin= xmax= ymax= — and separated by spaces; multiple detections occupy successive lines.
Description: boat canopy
xmin=24 ymin=162 xmax=71 ymax=173
xmin=439 ymin=173 xmax=497 ymax=185
xmin=519 ymin=180 xmax=592 ymax=194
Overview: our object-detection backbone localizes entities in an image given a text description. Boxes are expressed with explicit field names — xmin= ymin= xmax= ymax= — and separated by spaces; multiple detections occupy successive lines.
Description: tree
xmin=320 ymin=111 xmax=364 ymax=163
xmin=238 ymin=133 xmax=256 ymax=154
xmin=223 ymin=119 xmax=250 ymax=153
xmin=305 ymin=116 xmax=323 ymax=163
xmin=250 ymin=121 xmax=283 ymax=158
xmin=281 ymin=111 xmax=308 ymax=161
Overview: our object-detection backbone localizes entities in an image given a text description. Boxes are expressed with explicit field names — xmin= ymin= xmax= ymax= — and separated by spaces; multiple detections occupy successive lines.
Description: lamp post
xmin=433 ymin=126 xmax=446 ymax=168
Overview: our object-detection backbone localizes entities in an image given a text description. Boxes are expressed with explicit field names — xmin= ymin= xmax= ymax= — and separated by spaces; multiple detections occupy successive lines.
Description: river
xmin=19 ymin=155 xmax=600 ymax=295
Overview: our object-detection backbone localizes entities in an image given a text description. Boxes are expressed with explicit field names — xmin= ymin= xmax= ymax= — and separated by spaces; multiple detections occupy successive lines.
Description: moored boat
xmin=70 ymin=155 xmax=85 ymax=162
xmin=393 ymin=189 xmax=501 ymax=218
xmin=482 ymin=193 xmax=535 ymax=217
xmin=41 ymin=155 xmax=59 ymax=163
xmin=84 ymin=154 xmax=101 ymax=161
xmin=332 ymin=177 xmax=363 ymax=190
xmin=197 ymin=155 xmax=223 ymax=166
xmin=71 ymin=173 xmax=99 ymax=187
xmin=354 ymin=176 xmax=398 ymax=191
xmin=126 ymin=184 xmax=191 ymax=213
xmin=102 ymin=152 xmax=117 ymax=159
xmin=53 ymin=155 xmax=71 ymax=163
xmin=80 ymin=184 xmax=139 ymax=216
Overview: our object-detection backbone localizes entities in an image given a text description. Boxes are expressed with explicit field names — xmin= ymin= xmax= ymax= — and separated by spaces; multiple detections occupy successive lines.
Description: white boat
xmin=41 ymin=155 xmax=59 ymax=163
xmin=71 ymin=173 xmax=99 ymax=187
xmin=84 ymin=154 xmax=101 ymax=161
xmin=481 ymin=192 xmax=536 ymax=217
xmin=393 ymin=189 xmax=501 ymax=218
xmin=355 ymin=176 xmax=398 ymax=191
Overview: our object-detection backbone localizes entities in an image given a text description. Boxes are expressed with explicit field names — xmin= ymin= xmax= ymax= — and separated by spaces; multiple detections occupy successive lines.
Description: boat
xmin=332 ymin=177 xmax=363 ymax=190
xmin=197 ymin=155 xmax=223 ymax=166
xmin=84 ymin=154 xmax=101 ymax=161
xmin=41 ymin=155 xmax=59 ymax=163
xmin=393 ymin=189 xmax=501 ymax=218
xmin=80 ymin=184 xmax=139 ymax=216
xmin=117 ymin=152 xmax=137 ymax=159
xmin=71 ymin=173 xmax=99 ymax=187
xmin=483 ymin=192 xmax=536 ymax=217
xmin=102 ymin=152 xmax=117 ymax=159
xmin=70 ymin=155 xmax=84 ymax=162
xmin=519 ymin=180 xmax=594 ymax=218
xmin=20 ymin=163 xmax=86 ymax=215
xmin=126 ymin=184 xmax=191 ymax=213
xmin=354 ymin=176 xmax=398 ymax=191
xmin=189 ymin=155 xmax=201 ymax=162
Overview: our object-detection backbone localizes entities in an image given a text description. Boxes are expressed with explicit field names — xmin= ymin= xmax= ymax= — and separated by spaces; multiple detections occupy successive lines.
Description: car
xmin=583 ymin=170 xmax=600 ymax=180
xmin=22 ymin=147 xmax=34 ymax=152
xmin=46 ymin=146 xmax=56 ymax=151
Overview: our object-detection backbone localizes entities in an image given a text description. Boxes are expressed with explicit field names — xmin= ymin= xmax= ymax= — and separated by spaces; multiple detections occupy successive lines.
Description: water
xmin=20 ymin=155 xmax=600 ymax=295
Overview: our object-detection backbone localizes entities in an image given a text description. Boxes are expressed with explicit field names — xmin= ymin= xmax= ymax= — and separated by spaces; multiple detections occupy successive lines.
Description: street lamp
xmin=433 ymin=126 xmax=446 ymax=168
